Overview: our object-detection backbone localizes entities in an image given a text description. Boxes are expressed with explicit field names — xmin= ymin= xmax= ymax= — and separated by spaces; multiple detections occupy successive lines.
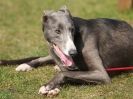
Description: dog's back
xmin=73 ymin=17 xmax=133 ymax=69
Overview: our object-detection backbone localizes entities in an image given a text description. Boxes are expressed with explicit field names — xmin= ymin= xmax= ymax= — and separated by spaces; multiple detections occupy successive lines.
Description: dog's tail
xmin=0 ymin=57 xmax=40 ymax=66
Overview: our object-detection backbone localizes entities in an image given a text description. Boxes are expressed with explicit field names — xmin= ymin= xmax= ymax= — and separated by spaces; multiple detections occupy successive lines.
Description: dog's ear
xmin=42 ymin=10 xmax=52 ymax=32
xmin=43 ymin=10 xmax=53 ymax=22
xmin=59 ymin=5 xmax=70 ymax=15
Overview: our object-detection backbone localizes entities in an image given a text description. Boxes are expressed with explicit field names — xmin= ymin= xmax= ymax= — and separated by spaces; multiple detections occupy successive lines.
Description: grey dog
xmin=1 ymin=6 xmax=133 ymax=97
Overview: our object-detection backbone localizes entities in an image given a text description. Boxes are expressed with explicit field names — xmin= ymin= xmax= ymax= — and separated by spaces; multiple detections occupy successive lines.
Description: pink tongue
xmin=53 ymin=45 xmax=73 ymax=66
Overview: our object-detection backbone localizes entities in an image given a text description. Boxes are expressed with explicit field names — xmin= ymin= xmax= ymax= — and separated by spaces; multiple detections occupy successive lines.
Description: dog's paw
xmin=54 ymin=65 xmax=61 ymax=71
xmin=38 ymin=86 xmax=60 ymax=97
xmin=15 ymin=63 xmax=33 ymax=72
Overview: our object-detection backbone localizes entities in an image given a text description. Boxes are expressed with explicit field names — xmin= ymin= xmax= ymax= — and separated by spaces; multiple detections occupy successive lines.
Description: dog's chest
xmin=73 ymin=54 xmax=89 ymax=71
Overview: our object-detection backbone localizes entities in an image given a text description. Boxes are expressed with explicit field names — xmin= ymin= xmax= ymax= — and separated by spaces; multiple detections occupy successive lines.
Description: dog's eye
xmin=55 ymin=29 xmax=61 ymax=34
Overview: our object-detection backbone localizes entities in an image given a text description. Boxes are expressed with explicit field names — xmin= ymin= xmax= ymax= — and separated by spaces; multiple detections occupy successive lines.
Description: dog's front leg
xmin=38 ymin=69 xmax=111 ymax=97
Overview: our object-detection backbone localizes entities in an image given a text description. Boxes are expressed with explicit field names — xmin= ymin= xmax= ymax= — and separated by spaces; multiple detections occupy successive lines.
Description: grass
xmin=0 ymin=0 xmax=133 ymax=99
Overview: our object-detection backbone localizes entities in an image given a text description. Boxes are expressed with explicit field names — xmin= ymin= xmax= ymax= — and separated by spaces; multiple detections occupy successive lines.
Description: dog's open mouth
xmin=53 ymin=44 xmax=74 ymax=67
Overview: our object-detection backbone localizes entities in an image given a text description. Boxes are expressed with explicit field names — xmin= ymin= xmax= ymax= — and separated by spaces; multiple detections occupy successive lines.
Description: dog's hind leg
xmin=16 ymin=55 xmax=55 ymax=71
xmin=0 ymin=55 xmax=55 ymax=71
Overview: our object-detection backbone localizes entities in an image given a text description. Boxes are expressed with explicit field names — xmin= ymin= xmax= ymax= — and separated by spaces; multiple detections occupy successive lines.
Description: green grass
xmin=0 ymin=0 xmax=133 ymax=99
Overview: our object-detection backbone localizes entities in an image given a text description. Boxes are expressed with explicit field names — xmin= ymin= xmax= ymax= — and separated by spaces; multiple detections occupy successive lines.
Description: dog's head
xmin=42 ymin=6 xmax=77 ymax=67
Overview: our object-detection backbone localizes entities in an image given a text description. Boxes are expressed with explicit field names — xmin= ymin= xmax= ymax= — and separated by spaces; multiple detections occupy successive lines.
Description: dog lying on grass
xmin=0 ymin=6 xmax=133 ymax=97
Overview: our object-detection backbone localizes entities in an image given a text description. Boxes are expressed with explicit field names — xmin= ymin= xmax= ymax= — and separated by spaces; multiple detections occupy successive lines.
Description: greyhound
xmin=1 ymin=6 xmax=133 ymax=97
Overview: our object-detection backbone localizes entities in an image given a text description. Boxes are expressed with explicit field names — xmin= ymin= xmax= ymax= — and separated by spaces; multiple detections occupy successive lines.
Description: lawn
xmin=0 ymin=0 xmax=133 ymax=99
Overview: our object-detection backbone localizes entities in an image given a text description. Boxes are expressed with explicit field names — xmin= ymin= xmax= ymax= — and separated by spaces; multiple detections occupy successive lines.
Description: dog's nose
xmin=69 ymin=50 xmax=77 ymax=57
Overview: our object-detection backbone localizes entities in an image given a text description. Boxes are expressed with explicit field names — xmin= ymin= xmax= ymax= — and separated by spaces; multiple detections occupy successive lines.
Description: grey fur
xmin=41 ymin=7 xmax=133 ymax=92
